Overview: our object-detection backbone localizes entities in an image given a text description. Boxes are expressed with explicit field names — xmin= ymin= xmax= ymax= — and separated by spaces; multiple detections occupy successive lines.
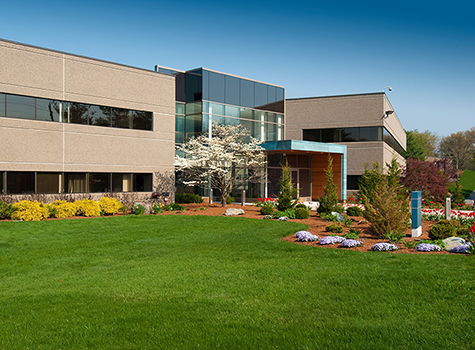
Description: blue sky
xmin=1 ymin=0 xmax=474 ymax=137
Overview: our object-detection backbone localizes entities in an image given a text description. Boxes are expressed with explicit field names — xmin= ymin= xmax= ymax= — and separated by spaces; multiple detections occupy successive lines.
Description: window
xmin=6 ymin=95 xmax=35 ymax=120
xmin=64 ymin=102 xmax=88 ymax=125
xmin=134 ymin=173 xmax=152 ymax=192
xmin=0 ymin=93 xmax=6 ymax=117
xmin=112 ymin=173 xmax=132 ymax=192
xmin=36 ymin=98 xmax=61 ymax=122
xmin=89 ymin=173 xmax=111 ymax=192
xmin=347 ymin=175 xmax=361 ymax=190
xmin=37 ymin=173 xmax=61 ymax=193
xmin=89 ymin=105 xmax=111 ymax=126
xmin=112 ymin=108 xmax=131 ymax=129
xmin=7 ymin=172 xmax=34 ymax=194
xmin=65 ymin=173 xmax=87 ymax=193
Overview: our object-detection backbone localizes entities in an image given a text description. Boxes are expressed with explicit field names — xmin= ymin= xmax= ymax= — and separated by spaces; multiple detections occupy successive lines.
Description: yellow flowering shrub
xmin=11 ymin=200 xmax=49 ymax=221
xmin=74 ymin=199 xmax=101 ymax=217
xmin=47 ymin=200 xmax=77 ymax=219
xmin=98 ymin=197 xmax=122 ymax=215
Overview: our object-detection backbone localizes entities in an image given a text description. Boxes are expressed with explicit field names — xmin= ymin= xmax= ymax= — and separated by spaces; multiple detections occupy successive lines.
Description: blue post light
xmin=411 ymin=191 xmax=422 ymax=237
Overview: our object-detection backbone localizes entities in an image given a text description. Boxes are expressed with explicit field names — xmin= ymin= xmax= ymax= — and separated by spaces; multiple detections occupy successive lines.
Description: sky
xmin=1 ymin=0 xmax=474 ymax=137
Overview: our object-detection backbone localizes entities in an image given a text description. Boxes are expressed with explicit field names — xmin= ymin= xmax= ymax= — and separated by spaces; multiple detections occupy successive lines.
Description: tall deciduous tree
xmin=403 ymin=130 xmax=439 ymax=160
xmin=174 ymin=123 xmax=267 ymax=207
xmin=439 ymin=128 xmax=475 ymax=171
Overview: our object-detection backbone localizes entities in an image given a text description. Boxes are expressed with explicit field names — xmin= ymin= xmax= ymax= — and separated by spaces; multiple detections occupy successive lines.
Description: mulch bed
xmin=163 ymin=203 xmax=450 ymax=255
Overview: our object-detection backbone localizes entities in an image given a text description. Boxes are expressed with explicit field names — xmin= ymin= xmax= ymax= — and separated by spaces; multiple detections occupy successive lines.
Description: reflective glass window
xmin=322 ymin=128 xmax=339 ymax=142
xmin=224 ymin=105 xmax=239 ymax=118
xmin=240 ymin=119 xmax=257 ymax=140
xmin=277 ymin=125 xmax=283 ymax=140
xmin=89 ymin=105 xmax=111 ymax=126
xmin=201 ymin=70 xmax=209 ymax=101
xmin=265 ymin=123 xmax=277 ymax=142
xmin=65 ymin=173 xmax=86 ymax=193
xmin=267 ymin=153 xmax=284 ymax=167
xmin=341 ymin=128 xmax=358 ymax=142
xmin=134 ymin=173 xmax=152 ymax=192
xmin=208 ymin=71 xmax=225 ymax=104
xmin=267 ymin=113 xmax=277 ymax=123
xmin=6 ymin=94 xmax=35 ymax=120
xmin=0 ymin=171 xmax=3 ymax=193
xmin=202 ymin=114 xmax=210 ymax=136
xmin=224 ymin=117 xmax=240 ymax=127
xmin=254 ymin=83 xmax=268 ymax=108
xmin=64 ymin=102 xmax=88 ymax=125
xmin=240 ymin=108 xmax=253 ymax=120
xmin=185 ymin=71 xmax=203 ymax=102
xmin=185 ymin=114 xmax=202 ymax=140
xmin=0 ymin=93 xmax=5 ymax=117
xmin=36 ymin=98 xmax=60 ymax=122
xmin=209 ymin=103 xmax=224 ymax=115
xmin=347 ymin=175 xmax=361 ymax=190
xmin=299 ymin=169 xmax=311 ymax=197
xmin=225 ymin=75 xmax=240 ymax=106
xmin=267 ymin=85 xmax=277 ymax=105
xmin=267 ymin=168 xmax=281 ymax=199
xmin=37 ymin=173 xmax=60 ymax=193
xmin=186 ymin=102 xmax=202 ymax=114
xmin=360 ymin=127 xmax=382 ymax=141
xmin=89 ymin=173 xmax=110 ymax=192
xmin=175 ymin=103 xmax=185 ymax=115
xmin=112 ymin=108 xmax=131 ymax=129
xmin=133 ymin=111 xmax=152 ymax=130
xmin=7 ymin=171 xmax=35 ymax=194
xmin=211 ymin=115 xmax=225 ymax=126
xmin=275 ymin=88 xmax=285 ymax=113
xmin=303 ymin=129 xmax=320 ymax=142
xmin=286 ymin=154 xmax=298 ymax=167
xmin=112 ymin=173 xmax=132 ymax=192
xmin=277 ymin=114 xmax=284 ymax=124
xmin=240 ymin=79 xmax=254 ymax=108
xmin=175 ymin=115 xmax=185 ymax=143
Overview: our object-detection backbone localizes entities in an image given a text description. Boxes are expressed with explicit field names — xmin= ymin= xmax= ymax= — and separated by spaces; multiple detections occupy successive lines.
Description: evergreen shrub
xmin=0 ymin=201 xmax=16 ymax=220
xmin=175 ymin=193 xmax=203 ymax=204
xmin=428 ymin=220 xmax=458 ymax=240
xmin=260 ymin=204 xmax=274 ymax=215
xmin=11 ymin=200 xmax=49 ymax=221
xmin=98 ymin=197 xmax=122 ymax=215
xmin=295 ymin=207 xmax=310 ymax=219
xmin=74 ymin=200 xmax=101 ymax=217
xmin=325 ymin=223 xmax=343 ymax=233
xmin=346 ymin=206 xmax=363 ymax=217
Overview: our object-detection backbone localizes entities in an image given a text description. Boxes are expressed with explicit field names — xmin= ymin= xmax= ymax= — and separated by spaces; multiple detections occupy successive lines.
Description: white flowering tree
xmin=174 ymin=123 xmax=267 ymax=207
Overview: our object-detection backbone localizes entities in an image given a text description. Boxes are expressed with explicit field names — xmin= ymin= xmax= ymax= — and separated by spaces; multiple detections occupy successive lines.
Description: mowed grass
xmin=0 ymin=215 xmax=474 ymax=349
xmin=460 ymin=170 xmax=475 ymax=198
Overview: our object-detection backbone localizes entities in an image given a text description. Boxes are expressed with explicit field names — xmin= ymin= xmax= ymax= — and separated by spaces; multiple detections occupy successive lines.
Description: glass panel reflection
xmin=64 ymin=102 xmax=88 ymax=125
xmin=132 ymin=111 xmax=152 ymax=130
xmin=7 ymin=171 xmax=35 ymax=194
xmin=89 ymin=105 xmax=111 ymax=126
xmin=89 ymin=173 xmax=110 ymax=192
xmin=37 ymin=173 xmax=60 ymax=193
xmin=65 ymin=173 xmax=87 ymax=193
xmin=0 ymin=93 xmax=6 ymax=117
xmin=225 ymin=75 xmax=240 ymax=106
xmin=7 ymin=94 xmax=35 ymax=120
xmin=36 ymin=98 xmax=60 ymax=122
xmin=208 ymin=71 xmax=225 ymax=104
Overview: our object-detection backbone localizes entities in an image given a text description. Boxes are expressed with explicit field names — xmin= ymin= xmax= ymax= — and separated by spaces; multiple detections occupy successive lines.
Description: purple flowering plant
xmin=415 ymin=243 xmax=441 ymax=252
xmin=450 ymin=244 xmax=471 ymax=254
xmin=339 ymin=239 xmax=363 ymax=248
xmin=294 ymin=231 xmax=319 ymax=242
xmin=319 ymin=235 xmax=345 ymax=245
xmin=370 ymin=243 xmax=398 ymax=251
xmin=277 ymin=216 xmax=289 ymax=221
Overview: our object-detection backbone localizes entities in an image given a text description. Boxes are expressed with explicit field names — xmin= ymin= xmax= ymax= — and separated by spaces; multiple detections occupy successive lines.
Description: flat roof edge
xmin=262 ymin=140 xmax=347 ymax=154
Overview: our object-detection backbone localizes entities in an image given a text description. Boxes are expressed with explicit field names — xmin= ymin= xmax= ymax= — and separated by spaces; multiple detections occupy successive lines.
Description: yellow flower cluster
xmin=98 ymin=197 xmax=122 ymax=215
xmin=47 ymin=200 xmax=77 ymax=219
xmin=74 ymin=199 xmax=101 ymax=217
xmin=12 ymin=200 xmax=49 ymax=221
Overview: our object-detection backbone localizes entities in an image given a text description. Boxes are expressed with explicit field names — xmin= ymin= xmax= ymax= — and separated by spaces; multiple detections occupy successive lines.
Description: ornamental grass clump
xmin=339 ymin=239 xmax=363 ymax=248
xmin=370 ymin=242 xmax=398 ymax=251
xmin=294 ymin=231 xmax=319 ymax=242
xmin=319 ymin=235 xmax=345 ymax=245
xmin=11 ymin=200 xmax=49 ymax=221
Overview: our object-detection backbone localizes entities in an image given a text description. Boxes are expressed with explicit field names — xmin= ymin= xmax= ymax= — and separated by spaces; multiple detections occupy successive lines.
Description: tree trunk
xmin=222 ymin=195 xmax=227 ymax=207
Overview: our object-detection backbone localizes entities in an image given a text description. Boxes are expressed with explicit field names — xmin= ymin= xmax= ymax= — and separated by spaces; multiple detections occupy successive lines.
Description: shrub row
xmin=0 ymin=197 xmax=123 ymax=222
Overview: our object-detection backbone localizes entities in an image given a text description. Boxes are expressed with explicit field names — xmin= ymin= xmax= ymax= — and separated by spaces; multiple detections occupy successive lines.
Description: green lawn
xmin=460 ymin=170 xmax=475 ymax=198
xmin=0 ymin=215 xmax=474 ymax=349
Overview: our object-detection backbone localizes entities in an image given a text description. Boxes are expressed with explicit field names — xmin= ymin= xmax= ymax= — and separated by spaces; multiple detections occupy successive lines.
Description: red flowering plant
xmin=255 ymin=197 xmax=278 ymax=207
